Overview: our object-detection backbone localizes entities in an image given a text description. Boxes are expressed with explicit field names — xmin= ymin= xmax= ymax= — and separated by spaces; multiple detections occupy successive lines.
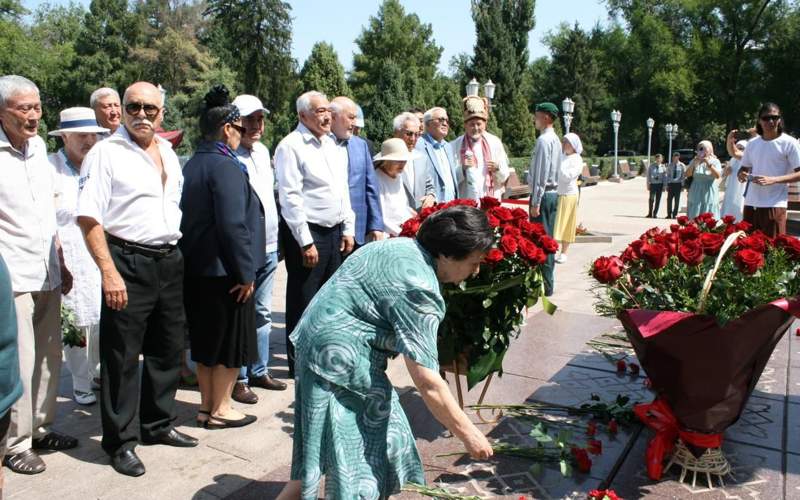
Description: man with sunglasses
xmin=418 ymin=107 xmax=459 ymax=203
xmin=77 ymin=81 xmax=197 ymax=477
xmin=736 ymin=102 xmax=800 ymax=237
xmin=393 ymin=112 xmax=435 ymax=210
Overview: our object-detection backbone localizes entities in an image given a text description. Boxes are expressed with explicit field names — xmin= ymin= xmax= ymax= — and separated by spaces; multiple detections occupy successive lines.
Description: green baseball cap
xmin=535 ymin=102 xmax=559 ymax=117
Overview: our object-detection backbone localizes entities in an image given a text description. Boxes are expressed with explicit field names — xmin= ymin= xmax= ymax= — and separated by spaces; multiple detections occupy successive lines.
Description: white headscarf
xmin=563 ymin=132 xmax=583 ymax=155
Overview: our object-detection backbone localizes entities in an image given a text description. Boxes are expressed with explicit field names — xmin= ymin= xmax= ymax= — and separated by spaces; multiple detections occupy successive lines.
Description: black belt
xmin=544 ymin=186 xmax=557 ymax=192
xmin=106 ymin=234 xmax=176 ymax=258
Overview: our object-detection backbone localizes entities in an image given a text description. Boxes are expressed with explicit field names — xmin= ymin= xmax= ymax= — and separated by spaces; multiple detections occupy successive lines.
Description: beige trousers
xmin=8 ymin=290 xmax=62 ymax=455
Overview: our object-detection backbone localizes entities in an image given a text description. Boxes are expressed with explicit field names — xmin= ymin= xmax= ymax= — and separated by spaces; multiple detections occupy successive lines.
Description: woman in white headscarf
xmin=686 ymin=140 xmax=722 ymax=218
xmin=553 ymin=133 xmax=583 ymax=264
xmin=720 ymin=140 xmax=748 ymax=221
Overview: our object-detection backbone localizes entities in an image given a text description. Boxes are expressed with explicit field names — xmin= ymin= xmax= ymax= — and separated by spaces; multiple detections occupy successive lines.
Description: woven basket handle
xmin=696 ymin=230 xmax=744 ymax=314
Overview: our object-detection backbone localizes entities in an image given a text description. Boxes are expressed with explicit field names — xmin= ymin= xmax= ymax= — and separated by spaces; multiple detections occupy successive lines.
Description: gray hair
xmin=296 ymin=91 xmax=327 ymax=115
xmin=423 ymin=107 xmax=447 ymax=124
xmin=393 ymin=112 xmax=419 ymax=131
xmin=90 ymin=87 xmax=120 ymax=109
xmin=329 ymin=96 xmax=355 ymax=115
xmin=0 ymin=75 xmax=39 ymax=108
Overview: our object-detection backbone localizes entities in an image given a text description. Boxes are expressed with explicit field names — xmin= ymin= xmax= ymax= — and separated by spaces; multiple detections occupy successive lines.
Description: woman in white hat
xmin=373 ymin=138 xmax=418 ymax=236
xmin=48 ymin=107 xmax=109 ymax=405
xmin=553 ymin=132 xmax=584 ymax=264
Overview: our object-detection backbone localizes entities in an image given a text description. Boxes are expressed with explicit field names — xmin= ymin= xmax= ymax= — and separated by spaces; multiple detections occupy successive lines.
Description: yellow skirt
xmin=553 ymin=194 xmax=579 ymax=243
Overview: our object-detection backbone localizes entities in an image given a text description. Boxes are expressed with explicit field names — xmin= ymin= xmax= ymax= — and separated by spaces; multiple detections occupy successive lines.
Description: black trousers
xmin=282 ymin=222 xmax=344 ymax=375
xmin=648 ymin=184 xmax=664 ymax=217
xmin=100 ymin=244 xmax=184 ymax=454
xmin=666 ymin=183 xmax=682 ymax=218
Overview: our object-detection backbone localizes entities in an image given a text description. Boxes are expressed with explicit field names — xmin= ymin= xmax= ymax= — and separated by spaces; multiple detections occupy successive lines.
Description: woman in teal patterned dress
xmin=277 ymin=206 xmax=495 ymax=500
xmin=686 ymin=140 xmax=722 ymax=218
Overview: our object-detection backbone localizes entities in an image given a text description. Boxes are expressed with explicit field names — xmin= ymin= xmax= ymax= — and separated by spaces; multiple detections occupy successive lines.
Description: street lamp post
xmin=610 ymin=110 xmax=622 ymax=182
xmin=665 ymin=123 xmax=679 ymax=163
xmin=466 ymin=78 xmax=480 ymax=97
xmin=483 ymin=79 xmax=496 ymax=112
xmin=646 ymin=117 xmax=655 ymax=166
xmin=562 ymin=97 xmax=575 ymax=134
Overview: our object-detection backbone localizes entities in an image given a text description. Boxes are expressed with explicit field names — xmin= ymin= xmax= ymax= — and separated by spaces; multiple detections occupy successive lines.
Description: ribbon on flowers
xmin=633 ymin=398 xmax=723 ymax=480
xmin=770 ymin=297 xmax=800 ymax=317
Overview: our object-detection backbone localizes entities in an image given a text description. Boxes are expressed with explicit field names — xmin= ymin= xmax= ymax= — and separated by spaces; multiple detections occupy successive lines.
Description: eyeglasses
xmin=402 ymin=130 xmax=421 ymax=138
xmin=431 ymin=117 xmax=450 ymax=125
xmin=760 ymin=115 xmax=781 ymax=123
xmin=124 ymin=102 xmax=160 ymax=120
xmin=229 ymin=123 xmax=247 ymax=135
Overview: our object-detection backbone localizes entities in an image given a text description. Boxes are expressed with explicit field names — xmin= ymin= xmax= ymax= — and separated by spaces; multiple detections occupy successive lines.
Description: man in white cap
xmin=90 ymin=87 xmax=122 ymax=135
xmin=49 ymin=108 xmax=108 ymax=407
xmin=0 ymin=75 xmax=75 ymax=475
xmin=230 ymin=94 xmax=286 ymax=405
xmin=450 ymin=96 xmax=510 ymax=201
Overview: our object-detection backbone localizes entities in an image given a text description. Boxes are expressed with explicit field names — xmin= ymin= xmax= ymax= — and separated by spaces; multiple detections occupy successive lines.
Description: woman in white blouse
xmin=373 ymin=138 xmax=418 ymax=237
xmin=553 ymin=133 xmax=584 ymax=264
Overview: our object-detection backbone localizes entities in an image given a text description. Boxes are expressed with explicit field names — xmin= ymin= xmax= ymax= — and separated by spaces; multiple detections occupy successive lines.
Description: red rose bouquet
xmin=590 ymin=213 xmax=800 ymax=481
xmin=401 ymin=197 xmax=557 ymax=388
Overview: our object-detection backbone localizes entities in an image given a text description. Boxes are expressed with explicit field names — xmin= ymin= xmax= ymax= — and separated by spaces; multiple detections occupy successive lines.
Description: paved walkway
xmin=7 ymin=177 xmax=798 ymax=499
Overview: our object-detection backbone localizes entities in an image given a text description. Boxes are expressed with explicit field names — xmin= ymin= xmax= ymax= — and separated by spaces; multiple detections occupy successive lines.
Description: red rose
xmin=735 ymin=248 xmax=765 ymax=274
xmin=678 ymin=225 xmax=701 ymax=241
xmin=586 ymin=421 xmax=597 ymax=436
xmin=519 ymin=239 xmax=546 ymax=265
xmin=676 ymin=215 xmax=689 ymax=226
xmin=776 ymin=234 xmax=800 ymax=259
xmin=655 ymin=232 xmax=679 ymax=256
xmin=620 ymin=246 xmax=638 ymax=263
xmin=489 ymin=206 xmax=514 ymax=222
xmin=511 ymin=208 xmax=528 ymax=220
xmin=444 ymin=198 xmax=478 ymax=208
xmin=520 ymin=221 xmax=546 ymax=239
xmin=704 ymin=217 xmax=717 ymax=229
xmin=677 ymin=239 xmax=704 ymax=266
xmin=399 ymin=218 xmax=421 ymax=237
xmin=738 ymin=234 xmax=768 ymax=253
xmin=484 ymin=248 xmax=504 ymax=265
xmin=736 ymin=220 xmax=753 ymax=232
xmin=669 ymin=224 xmax=680 ymax=233
xmin=499 ymin=234 xmax=518 ymax=254
xmin=503 ymin=225 xmax=522 ymax=238
xmin=616 ymin=359 xmax=627 ymax=372
xmin=608 ymin=419 xmax=619 ymax=434
xmin=641 ymin=242 xmax=669 ymax=269
xmin=539 ymin=235 xmax=559 ymax=254
xmin=722 ymin=215 xmax=736 ymax=225
xmin=486 ymin=214 xmax=500 ymax=227
xmin=587 ymin=439 xmax=602 ymax=455
xmin=570 ymin=447 xmax=592 ymax=473
xmin=418 ymin=206 xmax=436 ymax=220
xmin=592 ymin=256 xmax=624 ymax=284
xmin=698 ymin=232 xmax=725 ymax=255
xmin=479 ymin=196 xmax=501 ymax=209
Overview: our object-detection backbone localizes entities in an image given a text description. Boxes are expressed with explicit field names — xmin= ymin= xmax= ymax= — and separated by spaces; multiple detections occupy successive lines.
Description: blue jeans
xmin=239 ymin=251 xmax=278 ymax=383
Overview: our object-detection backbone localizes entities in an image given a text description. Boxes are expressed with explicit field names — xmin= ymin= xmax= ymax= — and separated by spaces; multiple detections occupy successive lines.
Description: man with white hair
xmin=418 ymin=107 xmax=459 ymax=203
xmin=90 ymin=87 xmax=121 ymax=135
xmin=393 ymin=112 xmax=435 ymax=210
xmin=48 ymin=108 xmax=108 ymax=407
xmin=330 ymin=96 xmax=384 ymax=247
xmin=0 ymin=75 xmax=75 ymax=474
xmin=78 ymin=81 xmax=197 ymax=477
xmin=274 ymin=90 xmax=355 ymax=377
xmin=450 ymin=96 xmax=510 ymax=201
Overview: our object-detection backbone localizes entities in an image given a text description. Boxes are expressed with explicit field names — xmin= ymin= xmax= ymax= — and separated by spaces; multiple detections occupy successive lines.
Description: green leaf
xmin=559 ymin=459 xmax=573 ymax=477
xmin=541 ymin=295 xmax=558 ymax=315
xmin=482 ymin=298 xmax=492 ymax=308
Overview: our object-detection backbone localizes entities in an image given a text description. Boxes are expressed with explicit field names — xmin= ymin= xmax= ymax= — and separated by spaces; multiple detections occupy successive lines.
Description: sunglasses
xmin=229 ymin=123 xmax=247 ymax=135
xmin=760 ymin=115 xmax=781 ymax=123
xmin=124 ymin=102 xmax=160 ymax=120
xmin=403 ymin=130 xmax=421 ymax=138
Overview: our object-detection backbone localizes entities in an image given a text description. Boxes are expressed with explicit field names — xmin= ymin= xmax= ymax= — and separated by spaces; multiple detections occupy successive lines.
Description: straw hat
xmin=48 ymin=107 xmax=109 ymax=136
xmin=373 ymin=138 xmax=419 ymax=163
xmin=462 ymin=95 xmax=489 ymax=122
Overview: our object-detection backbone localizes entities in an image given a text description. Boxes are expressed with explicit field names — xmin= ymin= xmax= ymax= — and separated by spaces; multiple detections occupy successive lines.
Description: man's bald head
xmin=330 ymin=96 xmax=357 ymax=141
xmin=122 ymin=81 xmax=164 ymax=146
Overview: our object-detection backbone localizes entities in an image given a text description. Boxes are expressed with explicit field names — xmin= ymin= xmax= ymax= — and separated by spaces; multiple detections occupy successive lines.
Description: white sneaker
xmin=73 ymin=390 xmax=97 ymax=406
xmin=555 ymin=254 xmax=568 ymax=264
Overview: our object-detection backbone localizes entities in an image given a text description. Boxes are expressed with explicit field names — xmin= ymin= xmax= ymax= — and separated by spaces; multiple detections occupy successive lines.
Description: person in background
xmin=275 ymin=91 xmax=355 ymax=378
xmin=418 ymin=107 xmax=459 ymax=203
xmin=48 ymin=107 xmax=108 ymax=406
xmin=352 ymin=104 xmax=376 ymax=156
xmin=393 ymin=112 xmax=435 ymax=210
xmin=230 ymin=93 xmax=287 ymax=406
xmin=0 ymin=254 xmax=22 ymax=491
xmin=373 ymin=138 xmax=417 ymax=237
xmin=89 ymin=87 xmax=121 ymax=136
xmin=330 ymin=96 xmax=384 ymax=248
xmin=646 ymin=154 xmax=667 ymax=218
xmin=0 ymin=75 xmax=75 ymax=475
xmin=527 ymin=102 xmax=560 ymax=297
xmin=408 ymin=107 xmax=425 ymax=137
xmin=686 ymin=140 xmax=722 ymax=218
xmin=180 ymin=85 xmax=262 ymax=430
xmin=737 ymin=102 xmax=800 ymax=237
xmin=665 ymin=152 xmax=686 ymax=218
xmin=720 ymin=140 xmax=748 ymax=221
xmin=553 ymin=133 xmax=583 ymax=264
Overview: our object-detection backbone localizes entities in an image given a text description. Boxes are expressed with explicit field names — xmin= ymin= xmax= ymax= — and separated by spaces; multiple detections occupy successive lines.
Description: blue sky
xmin=24 ymin=0 xmax=611 ymax=74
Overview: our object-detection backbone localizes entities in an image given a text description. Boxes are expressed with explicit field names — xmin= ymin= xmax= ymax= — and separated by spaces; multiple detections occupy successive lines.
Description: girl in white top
xmin=720 ymin=140 xmax=747 ymax=221
xmin=373 ymin=138 xmax=417 ymax=237
xmin=553 ymin=133 xmax=584 ymax=263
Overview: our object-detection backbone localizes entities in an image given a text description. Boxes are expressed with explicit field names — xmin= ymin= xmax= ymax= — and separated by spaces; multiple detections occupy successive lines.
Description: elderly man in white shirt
xmin=0 ymin=75 xmax=75 ymax=475
xmin=230 ymin=94 xmax=286 ymax=405
xmin=48 ymin=107 xmax=109 ymax=407
xmin=450 ymin=96 xmax=511 ymax=201
xmin=78 ymin=81 xmax=198 ymax=477
xmin=275 ymin=90 xmax=355 ymax=378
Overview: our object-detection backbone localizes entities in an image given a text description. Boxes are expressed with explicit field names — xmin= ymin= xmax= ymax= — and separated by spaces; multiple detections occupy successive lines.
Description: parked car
xmin=603 ymin=150 xmax=638 ymax=157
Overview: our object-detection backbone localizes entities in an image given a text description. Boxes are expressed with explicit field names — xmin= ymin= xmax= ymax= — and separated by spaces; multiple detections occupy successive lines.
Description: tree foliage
xmin=299 ymin=42 xmax=351 ymax=98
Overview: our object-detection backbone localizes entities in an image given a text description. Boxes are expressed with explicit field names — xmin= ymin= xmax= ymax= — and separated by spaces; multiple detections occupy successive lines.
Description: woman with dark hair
xmin=737 ymin=102 xmax=800 ymax=236
xmin=179 ymin=85 xmax=265 ymax=428
xmin=277 ymin=205 xmax=495 ymax=500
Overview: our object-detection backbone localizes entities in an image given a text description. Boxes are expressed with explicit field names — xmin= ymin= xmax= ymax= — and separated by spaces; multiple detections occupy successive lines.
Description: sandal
xmin=4 ymin=449 xmax=46 ymax=474
xmin=204 ymin=414 xmax=257 ymax=429
xmin=196 ymin=410 xmax=210 ymax=427
xmin=32 ymin=431 xmax=78 ymax=451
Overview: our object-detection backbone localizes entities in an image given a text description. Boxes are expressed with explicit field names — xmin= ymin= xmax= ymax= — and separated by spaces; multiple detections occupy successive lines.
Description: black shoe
xmin=231 ymin=382 xmax=258 ymax=404
xmin=110 ymin=449 xmax=145 ymax=477
xmin=142 ymin=428 xmax=198 ymax=448
xmin=32 ymin=431 xmax=78 ymax=451
xmin=4 ymin=449 xmax=46 ymax=475
xmin=249 ymin=374 xmax=287 ymax=391
xmin=205 ymin=414 xmax=257 ymax=429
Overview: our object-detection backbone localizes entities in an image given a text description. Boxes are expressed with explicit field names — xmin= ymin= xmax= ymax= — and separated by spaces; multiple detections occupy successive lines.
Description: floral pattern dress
xmin=289 ymin=238 xmax=445 ymax=499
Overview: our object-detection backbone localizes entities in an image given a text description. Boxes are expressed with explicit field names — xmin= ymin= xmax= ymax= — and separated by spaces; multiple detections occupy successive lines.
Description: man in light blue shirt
xmin=417 ymin=107 xmax=459 ymax=203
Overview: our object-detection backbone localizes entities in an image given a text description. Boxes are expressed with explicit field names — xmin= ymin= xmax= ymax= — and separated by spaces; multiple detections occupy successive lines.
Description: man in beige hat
xmin=48 ymin=108 xmax=108 ymax=408
xmin=450 ymin=96 xmax=510 ymax=201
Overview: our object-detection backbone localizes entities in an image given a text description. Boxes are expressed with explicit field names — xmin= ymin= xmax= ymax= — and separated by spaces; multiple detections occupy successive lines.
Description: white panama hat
xmin=48 ymin=107 xmax=109 ymax=136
